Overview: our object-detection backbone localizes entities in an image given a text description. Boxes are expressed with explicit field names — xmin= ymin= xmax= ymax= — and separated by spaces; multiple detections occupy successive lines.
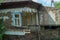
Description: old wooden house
xmin=0 ymin=0 xmax=60 ymax=40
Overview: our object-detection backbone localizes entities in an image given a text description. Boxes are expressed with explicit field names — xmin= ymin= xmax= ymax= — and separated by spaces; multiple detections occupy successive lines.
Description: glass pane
xmin=15 ymin=14 xmax=19 ymax=18
xmin=15 ymin=18 xmax=17 ymax=26
xmin=18 ymin=19 xmax=20 ymax=25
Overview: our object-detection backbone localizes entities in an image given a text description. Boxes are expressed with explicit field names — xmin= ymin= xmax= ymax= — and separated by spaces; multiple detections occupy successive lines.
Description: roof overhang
xmin=0 ymin=1 xmax=43 ymax=10
xmin=0 ymin=0 xmax=32 ymax=3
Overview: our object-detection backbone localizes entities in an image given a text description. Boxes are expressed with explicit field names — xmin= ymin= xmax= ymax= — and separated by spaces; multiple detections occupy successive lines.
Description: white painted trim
xmin=0 ymin=16 xmax=9 ymax=21
xmin=0 ymin=7 xmax=37 ymax=13
xmin=4 ymin=31 xmax=30 ymax=35
xmin=4 ymin=31 xmax=25 ymax=35
xmin=14 ymin=14 xmax=21 ymax=27
xmin=13 ymin=13 xmax=15 ymax=26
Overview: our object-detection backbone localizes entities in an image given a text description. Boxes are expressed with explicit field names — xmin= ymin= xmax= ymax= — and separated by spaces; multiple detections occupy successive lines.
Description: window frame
xmin=11 ymin=12 xmax=22 ymax=27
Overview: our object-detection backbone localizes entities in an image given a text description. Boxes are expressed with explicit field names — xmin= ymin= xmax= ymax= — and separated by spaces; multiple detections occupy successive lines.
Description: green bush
xmin=0 ymin=34 xmax=3 ymax=38
xmin=54 ymin=2 xmax=60 ymax=9
xmin=0 ymin=19 xmax=5 ymax=40
xmin=56 ymin=37 xmax=60 ymax=40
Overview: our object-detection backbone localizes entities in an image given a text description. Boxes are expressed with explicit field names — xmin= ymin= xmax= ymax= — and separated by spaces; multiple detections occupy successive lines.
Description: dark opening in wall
xmin=44 ymin=25 xmax=58 ymax=30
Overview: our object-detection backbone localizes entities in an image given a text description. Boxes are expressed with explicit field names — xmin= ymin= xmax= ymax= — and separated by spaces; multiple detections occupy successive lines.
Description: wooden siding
xmin=0 ymin=7 xmax=60 ymax=28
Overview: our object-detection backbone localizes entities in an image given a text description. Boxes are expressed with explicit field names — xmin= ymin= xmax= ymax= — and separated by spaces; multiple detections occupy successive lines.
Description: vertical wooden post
xmin=37 ymin=6 xmax=40 ymax=40
xmin=35 ymin=13 xmax=36 ymax=25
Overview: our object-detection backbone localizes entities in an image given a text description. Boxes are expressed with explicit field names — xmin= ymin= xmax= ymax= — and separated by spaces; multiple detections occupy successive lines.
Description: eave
xmin=0 ymin=1 xmax=43 ymax=10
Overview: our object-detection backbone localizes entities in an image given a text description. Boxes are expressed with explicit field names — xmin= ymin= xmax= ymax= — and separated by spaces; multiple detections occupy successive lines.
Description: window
xmin=11 ymin=12 xmax=22 ymax=27
xmin=15 ymin=14 xmax=20 ymax=26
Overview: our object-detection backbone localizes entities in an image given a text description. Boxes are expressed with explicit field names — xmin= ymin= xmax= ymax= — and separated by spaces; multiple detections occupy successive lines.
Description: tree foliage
xmin=54 ymin=2 xmax=60 ymax=9
xmin=0 ymin=19 xmax=5 ymax=40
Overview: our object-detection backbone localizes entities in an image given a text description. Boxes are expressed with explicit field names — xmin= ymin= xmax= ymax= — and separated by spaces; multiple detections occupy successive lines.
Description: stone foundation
xmin=40 ymin=29 xmax=58 ymax=40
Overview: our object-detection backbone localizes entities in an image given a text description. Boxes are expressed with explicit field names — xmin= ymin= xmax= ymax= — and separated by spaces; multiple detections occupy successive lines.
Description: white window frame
xmin=11 ymin=12 xmax=22 ymax=27
xmin=14 ymin=14 xmax=21 ymax=27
